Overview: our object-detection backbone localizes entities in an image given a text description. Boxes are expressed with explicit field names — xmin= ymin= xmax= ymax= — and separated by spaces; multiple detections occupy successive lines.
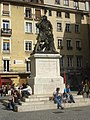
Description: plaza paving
xmin=0 ymin=96 xmax=90 ymax=120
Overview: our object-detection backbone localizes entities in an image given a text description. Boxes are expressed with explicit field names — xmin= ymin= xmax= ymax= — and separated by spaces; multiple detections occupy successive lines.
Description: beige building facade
xmin=0 ymin=0 xmax=90 ymax=88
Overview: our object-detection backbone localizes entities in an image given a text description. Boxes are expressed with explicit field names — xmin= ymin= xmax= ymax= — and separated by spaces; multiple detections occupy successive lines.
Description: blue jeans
xmin=64 ymin=93 xmax=75 ymax=102
xmin=8 ymin=101 xmax=13 ymax=110
xmin=13 ymin=102 xmax=19 ymax=111
xmin=54 ymin=96 xmax=62 ymax=108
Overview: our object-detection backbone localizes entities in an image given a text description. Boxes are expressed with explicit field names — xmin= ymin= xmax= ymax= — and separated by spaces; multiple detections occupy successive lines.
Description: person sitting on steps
xmin=63 ymin=85 xmax=75 ymax=103
xmin=53 ymin=87 xmax=64 ymax=109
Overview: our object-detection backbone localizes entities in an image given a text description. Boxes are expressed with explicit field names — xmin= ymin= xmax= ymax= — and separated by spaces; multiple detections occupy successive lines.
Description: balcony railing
xmin=1 ymin=28 xmax=12 ymax=36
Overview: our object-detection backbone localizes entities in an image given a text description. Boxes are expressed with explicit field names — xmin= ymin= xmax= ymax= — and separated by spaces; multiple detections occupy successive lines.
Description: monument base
xmin=28 ymin=53 xmax=65 ymax=95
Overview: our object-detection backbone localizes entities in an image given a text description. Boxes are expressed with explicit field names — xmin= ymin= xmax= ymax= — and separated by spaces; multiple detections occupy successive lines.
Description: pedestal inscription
xmin=37 ymin=59 xmax=58 ymax=77
xmin=29 ymin=54 xmax=65 ymax=95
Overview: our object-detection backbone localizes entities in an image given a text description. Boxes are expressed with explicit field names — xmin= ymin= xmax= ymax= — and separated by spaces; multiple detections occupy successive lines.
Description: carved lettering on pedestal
xmin=37 ymin=60 xmax=58 ymax=77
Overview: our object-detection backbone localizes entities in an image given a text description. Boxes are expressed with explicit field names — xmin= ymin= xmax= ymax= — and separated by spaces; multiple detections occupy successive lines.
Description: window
xmin=56 ymin=11 xmax=61 ymax=17
xmin=25 ymin=8 xmax=32 ymax=19
xmin=65 ymin=12 xmax=70 ymax=18
xmin=76 ymin=56 xmax=82 ymax=67
xmin=25 ymin=22 xmax=32 ymax=33
xmin=67 ymin=39 xmax=72 ymax=50
xmin=75 ymin=24 xmax=80 ymax=33
xmin=48 ymin=10 xmax=52 ymax=16
xmin=57 ymin=38 xmax=63 ymax=49
xmin=73 ymin=2 xmax=79 ymax=9
xmin=81 ymin=14 xmax=84 ymax=20
xmin=55 ymin=0 xmax=60 ymax=4
xmin=25 ymin=41 xmax=32 ymax=51
xmin=35 ymin=9 xmax=41 ymax=20
xmin=76 ymin=40 xmax=81 ymax=50
xmin=67 ymin=56 xmax=73 ymax=67
xmin=26 ymin=60 xmax=31 ymax=72
xmin=3 ymin=39 xmax=10 ymax=52
xmin=2 ymin=3 xmax=9 ymax=15
xmin=35 ymin=0 xmax=43 ymax=3
xmin=3 ymin=59 xmax=10 ymax=72
xmin=1 ymin=20 xmax=12 ymax=36
xmin=85 ymin=2 xmax=89 ymax=11
xmin=60 ymin=56 xmax=64 ymax=67
xmin=64 ymin=0 xmax=69 ymax=6
xmin=65 ymin=23 xmax=70 ymax=32
xmin=3 ymin=20 xmax=10 ymax=30
xmin=35 ymin=23 xmax=39 ymax=34
xmin=57 ymin=23 xmax=62 ymax=32
xmin=2 ymin=20 xmax=12 ymax=35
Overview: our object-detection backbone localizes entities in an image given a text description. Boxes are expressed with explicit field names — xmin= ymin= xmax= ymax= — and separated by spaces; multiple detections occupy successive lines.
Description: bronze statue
xmin=32 ymin=15 xmax=58 ymax=54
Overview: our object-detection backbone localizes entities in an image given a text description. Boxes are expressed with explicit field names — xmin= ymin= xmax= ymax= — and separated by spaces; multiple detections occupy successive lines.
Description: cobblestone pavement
xmin=0 ymin=97 xmax=90 ymax=120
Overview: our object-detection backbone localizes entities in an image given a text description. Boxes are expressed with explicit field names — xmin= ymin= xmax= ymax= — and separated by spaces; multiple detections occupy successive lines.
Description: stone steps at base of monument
xmin=20 ymin=100 xmax=51 ymax=105
xmin=17 ymin=94 xmax=90 ymax=112
xmin=22 ymin=96 xmax=50 ymax=102
xmin=20 ymin=98 xmax=90 ymax=106
xmin=75 ymin=98 xmax=90 ymax=102
xmin=16 ymin=102 xmax=57 ymax=112
xmin=28 ymin=94 xmax=53 ymax=98
xmin=22 ymin=94 xmax=83 ymax=102
xmin=3 ymin=97 xmax=90 ymax=112
xmin=63 ymin=101 xmax=90 ymax=108
xmin=16 ymin=100 xmax=90 ymax=112
xmin=3 ymin=97 xmax=90 ymax=109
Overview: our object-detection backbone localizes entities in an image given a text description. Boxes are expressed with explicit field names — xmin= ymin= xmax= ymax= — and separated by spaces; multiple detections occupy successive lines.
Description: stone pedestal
xmin=28 ymin=53 xmax=65 ymax=95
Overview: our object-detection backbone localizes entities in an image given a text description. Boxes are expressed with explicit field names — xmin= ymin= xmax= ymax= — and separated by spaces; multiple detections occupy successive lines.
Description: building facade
xmin=0 ymin=0 xmax=89 ymax=88
xmin=87 ymin=1 xmax=90 ymax=66
xmin=44 ymin=0 xmax=90 ymax=89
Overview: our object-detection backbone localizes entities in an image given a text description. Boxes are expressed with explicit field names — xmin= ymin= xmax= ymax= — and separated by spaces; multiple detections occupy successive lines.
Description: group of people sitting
xmin=8 ymin=84 xmax=75 ymax=110
xmin=7 ymin=83 xmax=32 ymax=110
xmin=53 ymin=85 xmax=75 ymax=110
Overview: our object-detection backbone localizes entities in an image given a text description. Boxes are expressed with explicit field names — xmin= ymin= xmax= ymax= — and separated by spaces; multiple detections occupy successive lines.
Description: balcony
xmin=1 ymin=28 xmax=12 ymax=36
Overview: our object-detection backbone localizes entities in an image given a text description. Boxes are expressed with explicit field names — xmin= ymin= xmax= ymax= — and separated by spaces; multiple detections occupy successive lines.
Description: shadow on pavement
xmin=53 ymin=111 xmax=64 ymax=114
